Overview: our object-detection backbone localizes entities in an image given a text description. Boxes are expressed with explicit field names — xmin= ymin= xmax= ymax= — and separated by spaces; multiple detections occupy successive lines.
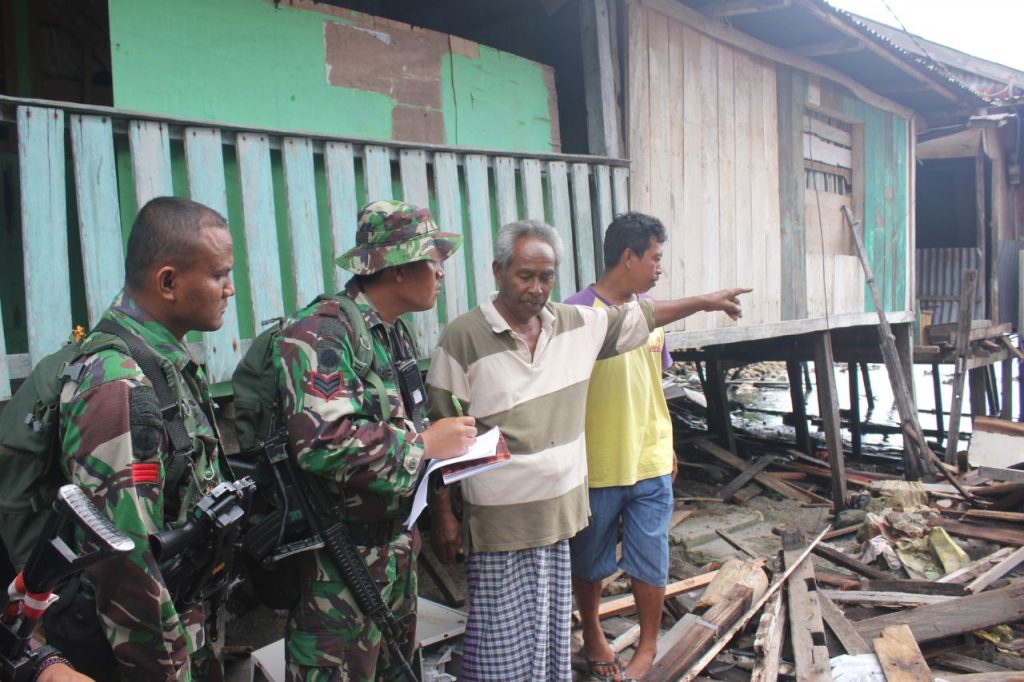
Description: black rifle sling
xmin=93 ymin=319 xmax=194 ymax=458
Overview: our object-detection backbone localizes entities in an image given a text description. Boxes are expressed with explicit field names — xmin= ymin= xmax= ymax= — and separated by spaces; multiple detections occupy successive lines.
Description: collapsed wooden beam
xmin=783 ymin=530 xmax=830 ymax=681
xmin=854 ymin=579 xmax=1024 ymax=644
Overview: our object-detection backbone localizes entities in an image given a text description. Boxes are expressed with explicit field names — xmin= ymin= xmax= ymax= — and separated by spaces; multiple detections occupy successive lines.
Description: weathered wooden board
xmin=873 ymin=624 xmax=932 ymax=682
xmin=19 ymin=106 xmax=71 ymax=364
xmin=281 ymin=137 xmax=324 ymax=310
xmin=434 ymin=152 xmax=468 ymax=324
xmin=854 ymin=579 xmax=1024 ymax=643
xmin=493 ymin=156 xmax=519 ymax=228
xmin=128 ymin=119 xmax=173 ymax=209
xmin=547 ymin=160 xmax=575 ymax=299
xmin=399 ymin=148 xmax=439 ymax=355
xmin=570 ymin=163 xmax=596 ymax=287
xmin=70 ymin=114 xmax=123 ymax=326
xmin=521 ymin=158 xmax=544 ymax=222
xmin=235 ymin=133 xmax=286 ymax=327
xmin=363 ymin=145 xmax=393 ymax=202
xmin=783 ymin=532 xmax=831 ymax=681
xmin=324 ymin=142 xmax=359 ymax=289
xmin=184 ymin=127 xmax=242 ymax=382
xmin=464 ymin=154 xmax=493 ymax=309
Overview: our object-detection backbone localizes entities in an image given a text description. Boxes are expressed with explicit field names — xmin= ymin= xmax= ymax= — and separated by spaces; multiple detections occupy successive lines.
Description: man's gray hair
xmin=494 ymin=220 xmax=564 ymax=269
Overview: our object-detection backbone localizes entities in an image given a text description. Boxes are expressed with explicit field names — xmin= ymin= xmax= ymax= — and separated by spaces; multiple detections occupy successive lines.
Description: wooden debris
xmin=861 ymin=579 xmax=966 ymax=596
xmin=676 ymin=526 xmax=832 ymax=682
xmin=783 ymin=530 xmax=831 ymax=681
xmin=937 ymin=546 xmax=1015 ymax=584
xmin=817 ymin=591 xmax=870 ymax=655
xmin=574 ymin=570 xmax=719 ymax=623
xmin=810 ymin=540 xmax=889 ymax=580
xmin=814 ymin=570 xmax=861 ymax=591
xmin=929 ymin=518 xmax=1024 ymax=546
xmin=965 ymin=544 xmax=1024 ymax=593
xmin=854 ymin=579 xmax=1024 ymax=644
xmin=696 ymin=439 xmax=814 ymax=503
xmin=934 ymin=652 xmax=1015 ymax=675
xmin=609 ymin=623 xmax=640 ymax=654
xmin=696 ymin=559 xmax=767 ymax=609
xmin=750 ymin=590 xmax=786 ymax=682
xmin=821 ymin=589 xmax=955 ymax=607
xmin=716 ymin=455 xmax=779 ymax=501
xmin=645 ymin=584 xmax=753 ymax=682
xmin=872 ymin=623 xmax=933 ymax=682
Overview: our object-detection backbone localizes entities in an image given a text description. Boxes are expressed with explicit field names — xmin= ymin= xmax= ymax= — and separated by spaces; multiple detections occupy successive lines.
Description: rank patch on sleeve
xmin=132 ymin=462 xmax=160 ymax=484
xmin=306 ymin=371 xmax=343 ymax=400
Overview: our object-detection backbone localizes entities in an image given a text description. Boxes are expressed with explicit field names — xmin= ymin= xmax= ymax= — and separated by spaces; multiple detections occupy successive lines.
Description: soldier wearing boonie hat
xmin=336 ymin=199 xmax=462 ymax=275
xmin=271 ymin=199 xmax=478 ymax=680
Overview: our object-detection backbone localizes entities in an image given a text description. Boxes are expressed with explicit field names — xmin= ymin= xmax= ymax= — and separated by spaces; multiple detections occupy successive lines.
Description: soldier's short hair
xmin=603 ymin=212 xmax=667 ymax=270
xmin=494 ymin=220 xmax=563 ymax=269
xmin=125 ymin=197 xmax=228 ymax=290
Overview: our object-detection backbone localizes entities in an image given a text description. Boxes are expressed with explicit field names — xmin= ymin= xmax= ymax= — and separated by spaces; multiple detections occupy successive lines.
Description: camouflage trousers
xmin=285 ymin=530 xmax=418 ymax=682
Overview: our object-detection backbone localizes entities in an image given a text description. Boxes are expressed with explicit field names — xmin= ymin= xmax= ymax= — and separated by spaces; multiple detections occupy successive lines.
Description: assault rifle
xmin=246 ymin=431 xmax=419 ymax=681
xmin=0 ymin=485 xmax=133 ymax=682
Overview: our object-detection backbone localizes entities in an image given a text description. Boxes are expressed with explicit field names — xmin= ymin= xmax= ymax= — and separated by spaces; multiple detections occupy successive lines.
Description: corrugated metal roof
xmin=680 ymin=0 xmax=985 ymax=122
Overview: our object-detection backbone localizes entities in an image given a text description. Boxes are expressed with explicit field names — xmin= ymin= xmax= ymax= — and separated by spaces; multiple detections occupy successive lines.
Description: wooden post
xmin=946 ymin=270 xmax=978 ymax=463
xmin=843 ymin=207 xmax=973 ymax=501
xmin=894 ymin=323 xmax=916 ymax=408
xmin=787 ymin=360 xmax=813 ymax=455
xmin=969 ymin=368 xmax=988 ymax=419
xmin=861 ymin=363 xmax=875 ymax=411
xmin=932 ymin=364 xmax=945 ymax=448
xmin=813 ymin=332 xmax=847 ymax=511
xmin=705 ymin=355 xmax=737 ymax=454
xmin=848 ymin=362 xmax=862 ymax=458
xmin=579 ymin=0 xmax=622 ymax=158
xmin=1001 ymin=357 xmax=1013 ymax=420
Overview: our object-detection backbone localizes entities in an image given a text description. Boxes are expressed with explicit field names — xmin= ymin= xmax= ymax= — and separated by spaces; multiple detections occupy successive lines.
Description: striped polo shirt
xmin=426 ymin=296 xmax=655 ymax=552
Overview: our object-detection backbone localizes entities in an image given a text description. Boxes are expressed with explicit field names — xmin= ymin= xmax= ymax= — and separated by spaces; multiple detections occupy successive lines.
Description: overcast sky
xmin=826 ymin=0 xmax=1024 ymax=72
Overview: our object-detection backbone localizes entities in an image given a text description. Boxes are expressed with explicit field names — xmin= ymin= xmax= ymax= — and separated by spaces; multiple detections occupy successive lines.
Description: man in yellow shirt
xmin=565 ymin=213 xmax=676 ymax=681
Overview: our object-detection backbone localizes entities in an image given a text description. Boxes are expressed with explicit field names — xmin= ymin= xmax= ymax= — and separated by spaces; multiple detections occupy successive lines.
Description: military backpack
xmin=0 ymin=321 xmax=191 ymax=570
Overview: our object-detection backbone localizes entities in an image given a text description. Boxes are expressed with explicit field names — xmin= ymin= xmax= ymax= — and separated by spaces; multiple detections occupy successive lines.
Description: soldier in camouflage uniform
xmin=55 ymin=197 xmax=235 ymax=681
xmin=273 ymin=199 xmax=477 ymax=681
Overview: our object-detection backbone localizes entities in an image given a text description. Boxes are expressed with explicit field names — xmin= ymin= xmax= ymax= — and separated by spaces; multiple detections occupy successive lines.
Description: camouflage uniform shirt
xmin=58 ymin=291 xmax=222 ymax=681
xmin=273 ymin=279 xmax=424 ymax=680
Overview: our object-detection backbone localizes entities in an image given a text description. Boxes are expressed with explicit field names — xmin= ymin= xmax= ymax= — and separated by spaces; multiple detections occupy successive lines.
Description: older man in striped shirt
xmin=426 ymin=220 xmax=748 ymax=681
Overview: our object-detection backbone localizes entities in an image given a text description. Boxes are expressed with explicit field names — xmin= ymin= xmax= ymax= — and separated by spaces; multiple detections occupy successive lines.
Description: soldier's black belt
xmin=344 ymin=518 xmax=407 ymax=547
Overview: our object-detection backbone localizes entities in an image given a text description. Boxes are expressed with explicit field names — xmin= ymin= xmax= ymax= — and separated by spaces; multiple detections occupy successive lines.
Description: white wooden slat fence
xmin=0 ymin=97 xmax=629 ymax=398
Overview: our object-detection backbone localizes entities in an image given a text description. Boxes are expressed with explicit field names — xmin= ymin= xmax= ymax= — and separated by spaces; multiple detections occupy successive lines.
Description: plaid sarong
xmin=460 ymin=540 xmax=572 ymax=681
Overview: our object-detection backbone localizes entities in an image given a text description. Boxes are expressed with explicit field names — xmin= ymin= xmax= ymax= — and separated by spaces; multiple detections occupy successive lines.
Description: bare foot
xmin=581 ymin=637 xmax=621 ymax=681
xmin=622 ymin=645 xmax=656 ymax=680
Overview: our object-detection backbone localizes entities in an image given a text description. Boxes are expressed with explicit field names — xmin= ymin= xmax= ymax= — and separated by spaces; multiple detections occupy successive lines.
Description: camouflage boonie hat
xmin=335 ymin=199 xmax=462 ymax=275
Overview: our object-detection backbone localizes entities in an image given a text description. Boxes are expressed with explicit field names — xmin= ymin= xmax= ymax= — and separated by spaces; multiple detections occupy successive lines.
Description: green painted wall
xmin=108 ymin=0 xmax=557 ymax=152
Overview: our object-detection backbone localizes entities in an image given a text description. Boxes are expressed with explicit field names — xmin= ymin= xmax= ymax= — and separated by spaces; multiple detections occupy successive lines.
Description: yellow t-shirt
xmin=583 ymin=298 xmax=674 ymax=487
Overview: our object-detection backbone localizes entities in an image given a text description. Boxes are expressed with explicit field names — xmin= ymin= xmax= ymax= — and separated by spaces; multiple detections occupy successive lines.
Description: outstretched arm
xmin=652 ymin=288 xmax=752 ymax=327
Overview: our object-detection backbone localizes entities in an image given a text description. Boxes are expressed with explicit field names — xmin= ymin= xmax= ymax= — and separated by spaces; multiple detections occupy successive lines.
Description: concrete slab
xmin=669 ymin=503 xmax=765 ymax=550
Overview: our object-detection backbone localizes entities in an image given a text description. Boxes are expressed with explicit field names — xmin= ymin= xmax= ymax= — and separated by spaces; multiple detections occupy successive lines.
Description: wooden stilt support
xmin=705 ymin=354 xmax=737 ymax=453
xmin=1001 ymin=357 xmax=1013 ymax=420
xmin=848 ymin=362 xmax=862 ymax=459
xmin=1018 ymin=335 xmax=1024 ymax=422
xmin=932 ymin=363 xmax=945 ymax=448
xmin=813 ymin=332 xmax=847 ymax=510
xmin=842 ymin=206 xmax=973 ymax=501
xmin=861 ymin=362 xmax=875 ymax=411
xmin=946 ymin=270 xmax=977 ymax=464
xmin=787 ymin=359 xmax=813 ymax=455
xmin=986 ymin=364 xmax=999 ymax=416
xmin=969 ymin=367 xmax=988 ymax=419
xmin=803 ymin=361 xmax=812 ymax=393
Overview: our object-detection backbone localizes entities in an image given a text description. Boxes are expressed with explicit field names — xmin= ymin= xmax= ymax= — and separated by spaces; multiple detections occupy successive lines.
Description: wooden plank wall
xmin=0 ymin=102 xmax=628 ymax=396
xmin=627 ymin=1 xmax=912 ymax=337
xmin=627 ymin=2 xmax=782 ymax=332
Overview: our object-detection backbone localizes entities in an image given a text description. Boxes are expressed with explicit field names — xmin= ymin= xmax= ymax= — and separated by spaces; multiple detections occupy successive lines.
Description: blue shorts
xmin=569 ymin=474 xmax=673 ymax=587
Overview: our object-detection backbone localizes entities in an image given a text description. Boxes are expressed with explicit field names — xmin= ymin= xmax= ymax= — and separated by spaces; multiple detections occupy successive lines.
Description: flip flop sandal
xmin=584 ymin=654 xmax=623 ymax=682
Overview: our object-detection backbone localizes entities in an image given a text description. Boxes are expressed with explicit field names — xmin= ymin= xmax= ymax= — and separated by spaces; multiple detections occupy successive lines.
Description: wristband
xmin=33 ymin=654 xmax=73 ymax=682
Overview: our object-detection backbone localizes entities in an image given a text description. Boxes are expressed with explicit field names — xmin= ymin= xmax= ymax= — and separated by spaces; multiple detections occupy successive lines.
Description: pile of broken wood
xmin=584 ymin=465 xmax=1024 ymax=681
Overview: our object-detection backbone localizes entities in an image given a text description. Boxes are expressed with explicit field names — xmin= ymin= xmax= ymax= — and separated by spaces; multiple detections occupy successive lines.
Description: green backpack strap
xmin=326 ymin=294 xmax=391 ymax=424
